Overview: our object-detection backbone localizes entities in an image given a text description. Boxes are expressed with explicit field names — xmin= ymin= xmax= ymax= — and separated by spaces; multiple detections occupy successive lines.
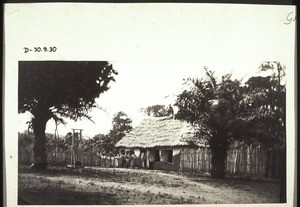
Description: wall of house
xmin=146 ymin=149 xmax=150 ymax=168
xmin=146 ymin=147 xmax=183 ymax=171
xmin=117 ymin=147 xmax=184 ymax=171
xmin=173 ymin=148 xmax=181 ymax=158
xmin=153 ymin=161 xmax=178 ymax=171
xmin=172 ymin=148 xmax=181 ymax=168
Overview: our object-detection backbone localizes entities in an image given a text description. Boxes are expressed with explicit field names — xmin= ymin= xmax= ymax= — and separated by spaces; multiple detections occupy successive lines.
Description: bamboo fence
xmin=19 ymin=142 xmax=282 ymax=178
xmin=179 ymin=144 xmax=282 ymax=178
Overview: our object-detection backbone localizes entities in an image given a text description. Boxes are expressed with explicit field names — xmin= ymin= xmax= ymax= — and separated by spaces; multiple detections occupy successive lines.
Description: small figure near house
xmin=130 ymin=151 xmax=137 ymax=168
xmin=140 ymin=152 xmax=146 ymax=168
xmin=117 ymin=151 xmax=122 ymax=167
xmin=124 ymin=151 xmax=131 ymax=168
xmin=168 ymin=104 xmax=174 ymax=116
xmin=120 ymin=151 xmax=126 ymax=168
xmin=108 ymin=151 xmax=114 ymax=167
xmin=114 ymin=153 xmax=120 ymax=167
xmin=148 ymin=152 xmax=155 ymax=169
xmin=106 ymin=153 xmax=111 ymax=167
xmin=101 ymin=153 xmax=106 ymax=167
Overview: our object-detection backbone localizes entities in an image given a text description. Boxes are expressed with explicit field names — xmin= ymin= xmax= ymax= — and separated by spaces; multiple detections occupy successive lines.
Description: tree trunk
xmin=279 ymin=146 xmax=286 ymax=203
xmin=31 ymin=107 xmax=51 ymax=170
xmin=210 ymin=144 xmax=227 ymax=179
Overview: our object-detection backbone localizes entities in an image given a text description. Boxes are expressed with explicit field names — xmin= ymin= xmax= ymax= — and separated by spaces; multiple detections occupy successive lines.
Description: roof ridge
xmin=145 ymin=115 xmax=174 ymax=120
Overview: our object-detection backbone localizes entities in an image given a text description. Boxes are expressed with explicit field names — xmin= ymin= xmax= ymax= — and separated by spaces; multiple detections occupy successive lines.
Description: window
xmin=154 ymin=150 xmax=160 ymax=162
xmin=161 ymin=150 xmax=173 ymax=163
xmin=166 ymin=150 xmax=173 ymax=163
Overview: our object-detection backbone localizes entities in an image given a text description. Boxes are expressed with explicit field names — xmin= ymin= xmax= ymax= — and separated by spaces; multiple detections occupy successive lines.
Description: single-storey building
xmin=115 ymin=116 xmax=205 ymax=171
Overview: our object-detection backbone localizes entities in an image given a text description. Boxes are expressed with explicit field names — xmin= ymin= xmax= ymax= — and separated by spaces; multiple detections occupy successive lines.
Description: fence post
xmin=247 ymin=145 xmax=250 ymax=174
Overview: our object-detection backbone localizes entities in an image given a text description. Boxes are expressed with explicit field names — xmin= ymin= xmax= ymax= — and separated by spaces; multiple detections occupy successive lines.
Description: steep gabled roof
xmin=115 ymin=116 xmax=201 ymax=148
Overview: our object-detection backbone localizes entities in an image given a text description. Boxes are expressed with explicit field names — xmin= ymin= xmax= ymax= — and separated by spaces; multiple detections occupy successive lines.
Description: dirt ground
xmin=18 ymin=165 xmax=280 ymax=205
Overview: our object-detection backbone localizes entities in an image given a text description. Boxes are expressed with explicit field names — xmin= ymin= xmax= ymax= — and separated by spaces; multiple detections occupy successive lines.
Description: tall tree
xmin=175 ymin=67 xmax=243 ymax=178
xmin=51 ymin=114 xmax=66 ymax=160
xmin=92 ymin=133 xmax=113 ymax=154
xmin=109 ymin=111 xmax=133 ymax=145
xmin=18 ymin=61 xmax=117 ymax=169
xmin=240 ymin=61 xmax=286 ymax=202
xmin=93 ymin=112 xmax=132 ymax=154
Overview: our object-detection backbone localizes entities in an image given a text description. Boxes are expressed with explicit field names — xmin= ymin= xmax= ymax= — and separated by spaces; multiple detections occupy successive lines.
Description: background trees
xmin=175 ymin=67 xmax=244 ymax=178
xmin=18 ymin=61 xmax=117 ymax=169
xmin=92 ymin=111 xmax=133 ymax=154
xmin=239 ymin=62 xmax=286 ymax=202
xmin=109 ymin=111 xmax=133 ymax=144
xmin=240 ymin=62 xmax=286 ymax=146
xmin=92 ymin=134 xmax=111 ymax=153
xmin=141 ymin=104 xmax=174 ymax=117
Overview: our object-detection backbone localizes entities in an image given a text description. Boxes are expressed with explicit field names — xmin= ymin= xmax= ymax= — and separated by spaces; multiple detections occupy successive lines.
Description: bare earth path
xmin=18 ymin=166 xmax=280 ymax=205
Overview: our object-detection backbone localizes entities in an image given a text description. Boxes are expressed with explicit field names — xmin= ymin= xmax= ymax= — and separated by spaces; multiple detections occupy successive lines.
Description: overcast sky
xmin=14 ymin=3 xmax=295 ymax=137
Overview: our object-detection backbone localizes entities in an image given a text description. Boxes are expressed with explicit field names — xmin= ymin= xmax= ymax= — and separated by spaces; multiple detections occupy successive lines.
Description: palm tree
xmin=51 ymin=114 xmax=66 ymax=160
xmin=175 ymin=67 xmax=243 ymax=178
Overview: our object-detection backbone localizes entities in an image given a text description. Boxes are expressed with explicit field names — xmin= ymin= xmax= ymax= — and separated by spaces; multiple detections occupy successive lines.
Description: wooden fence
xmin=179 ymin=144 xmax=282 ymax=178
xmin=18 ymin=146 xmax=101 ymax=166
xmin=19 ymin=143 xmax=282 ymax=178
xmin=19 ymin=146 xmax=134 ymax=168
xmin=18 ymin=144 xmax=34 ymax=164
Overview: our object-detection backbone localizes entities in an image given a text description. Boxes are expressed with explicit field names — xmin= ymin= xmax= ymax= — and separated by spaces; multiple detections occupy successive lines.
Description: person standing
xmin=125 ymin=152 xmax=130 ymax=168
xmin=121 ymin=152 xmax=126 ymax=168
xmin=148 ymin=152 xmax=155 ymax=169
xmin=115 ymin=153 xmax=120 ymax=167
xmin=130 ymin=151 xmax=137 ymax=168
xmin=140 ymin=152 xmax=146 ymax=168
xmin=102 ymin=153 xmax=107 ymax=167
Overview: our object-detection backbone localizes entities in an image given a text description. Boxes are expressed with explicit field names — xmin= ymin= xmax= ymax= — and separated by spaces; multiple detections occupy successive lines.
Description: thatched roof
xmin=115 ymin=116 xmax=202 ymax=148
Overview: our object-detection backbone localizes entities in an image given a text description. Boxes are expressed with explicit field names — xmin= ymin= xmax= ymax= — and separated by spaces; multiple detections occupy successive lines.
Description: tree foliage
xmin=175 ymin=67 xmax=244 ymax=178
xmin=175 ymin=63 xmax=286 ymax=186
xmin=109 ymin=111 xmax=133 ymax=147
xmin=18 ymin=61 xmax=117 ymax=169
xmin=239 ymin=61 xmax=286 ymax=202
xmin=239 ymin=62 xmax=286 ymax=147
xmin=19 ymin=61 xmax=117 ymax=121
xmin=92 ymin=111 xmax=133 ymax=154
xmin=141 ymin=104 xmax=174 ymax=117
xmin=92 ymin=133 xmax=113 ymax=154
xmin=18 ymin=131 xmax=34 ymax=147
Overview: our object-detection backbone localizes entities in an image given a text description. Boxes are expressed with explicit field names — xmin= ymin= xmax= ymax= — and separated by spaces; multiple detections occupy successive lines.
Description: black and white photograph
xmin=4 ymin=2 xmax=296 ymax=206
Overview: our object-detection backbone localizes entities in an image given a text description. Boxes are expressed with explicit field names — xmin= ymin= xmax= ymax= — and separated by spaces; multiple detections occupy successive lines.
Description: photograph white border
xmin=4 ymin=2 xmax=296 ymax=207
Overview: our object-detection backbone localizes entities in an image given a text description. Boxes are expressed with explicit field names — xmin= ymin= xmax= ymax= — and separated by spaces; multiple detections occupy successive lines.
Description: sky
xmin=14 ymin=3 xmax=296 ymax=138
